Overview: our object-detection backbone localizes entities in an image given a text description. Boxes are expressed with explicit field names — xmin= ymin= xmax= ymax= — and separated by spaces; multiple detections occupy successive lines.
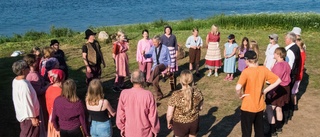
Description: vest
xmin=288 ymin=44 xmax=301 ymax=82
xmin=85 ymin=41 xmax=103 ymax=66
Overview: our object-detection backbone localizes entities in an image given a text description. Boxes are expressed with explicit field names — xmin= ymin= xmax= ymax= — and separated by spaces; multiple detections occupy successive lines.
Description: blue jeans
xmin=90 ymin=120 xmax=112 ymax=137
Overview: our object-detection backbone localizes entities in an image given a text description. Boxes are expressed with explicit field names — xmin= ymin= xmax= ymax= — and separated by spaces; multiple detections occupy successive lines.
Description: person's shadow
xmin=297 ymin=70 xmax=309 ymax=102
xmin=208 ymin=106 xmax=241 ymax=137
xmin=197 ymin=107 xmax=218 ymax=136
xmin=158 ymin=113 xmax=173 ymax=137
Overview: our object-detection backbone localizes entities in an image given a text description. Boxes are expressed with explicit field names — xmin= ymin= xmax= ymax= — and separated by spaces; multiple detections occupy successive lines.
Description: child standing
xmin=223 ymin=34 xmax=238 ymax=81
xmin=265 ymin=47 xmax=291 ymax=136
xmin=86 ymin=79 xmax=116 ymax=137
xmin=238 ymin=37 xmax=249 ymax=72
xmin=235 ymin=51 xmax=281 ymax=137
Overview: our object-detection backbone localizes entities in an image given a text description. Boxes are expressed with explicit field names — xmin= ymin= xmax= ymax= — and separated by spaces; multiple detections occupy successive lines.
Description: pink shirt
xmin=136 ymin=39 xmax=153 ymax=63
xmin=271 ymin=61 xmax=291 ymax=86
xmin=116 ymin=87 xmax=160 ymax=137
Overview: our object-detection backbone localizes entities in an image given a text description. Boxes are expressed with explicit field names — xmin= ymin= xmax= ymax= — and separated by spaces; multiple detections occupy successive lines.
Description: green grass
xmin=1 ymin=13 xmax=320 ymax=136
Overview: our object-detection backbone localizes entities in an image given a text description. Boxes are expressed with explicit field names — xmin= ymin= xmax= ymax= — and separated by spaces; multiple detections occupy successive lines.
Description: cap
xmin=268 ymin=34 xmax=278 ymax=41
xmin=228 ymin=34 xmax=235 ymax=39
xmin=291 ymin=27 xmax=301 ymax=36
xmin=244 ymin=50 xmax=257 ymax=60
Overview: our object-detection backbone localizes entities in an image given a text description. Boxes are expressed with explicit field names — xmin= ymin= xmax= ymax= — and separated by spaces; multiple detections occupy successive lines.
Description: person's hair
xmin=130 ymin=70 xmax=145 ymax=85
xmin=211 ymin=24 xmax=219 ymax=34
xmin=153 ymin=35 xmax=161 ymax=43
xmin=12 ymin=60 xmax=29 ymax=76
xmin=42 ymin=46 xmax=54 ymax=58
xmin=30 ymin=47 xmax=41 ymax=54
xmin=164 ymin=25 xmax=172 ymax=35
xmin=61 ymin=79 xmax=79 ymax=103
xmin=23 ymin=54 xmax=36 ymax=67
xmin=86 ymin=79 xmax=104 ymax=106
xmin=179 ymin=70 xmax=194 ymax=112
xmin=286 ymin=32 xmax=297 ymax=43
xmin=250 ymin=40 xmax=259 ymax=59
xmin=142 ymin=29 xmax=149 ymax=35
xmin=297 ymin=39 xmax=305 ymax=51
xmin=192 ymin=28 xmax=198 ymax=32
xmin=274 ymin=47 xmax=287 ymax=59
xmin=240 ymin=37 xmax=249 ymax=52
xmin=116 ymin=30 xmax=125 ymax=41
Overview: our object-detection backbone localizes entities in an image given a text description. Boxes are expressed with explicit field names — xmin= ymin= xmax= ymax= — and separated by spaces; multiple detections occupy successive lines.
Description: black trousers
xmin=241 ymin=110 xmax=264 ymax=137
xmin=148 ymin=64 xmax=166 ymax=98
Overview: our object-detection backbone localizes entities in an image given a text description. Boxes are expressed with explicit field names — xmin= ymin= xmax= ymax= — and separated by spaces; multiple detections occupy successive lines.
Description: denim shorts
xmin=90 ymin=120 xmax=112 ymax=137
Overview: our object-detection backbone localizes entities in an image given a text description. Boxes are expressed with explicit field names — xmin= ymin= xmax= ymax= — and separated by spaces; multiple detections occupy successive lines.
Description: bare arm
xmin=263 ymin=78 xmax=282 ymax=94
xmin=166 ymin=106 xmax=175 ymax=129
xmin=104 ymin=100 xmax=116 ymax=117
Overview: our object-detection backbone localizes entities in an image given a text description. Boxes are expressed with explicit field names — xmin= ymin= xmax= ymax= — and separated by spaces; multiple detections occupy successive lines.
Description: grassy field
xmin=1 ymin=13 xmax=320 ymax=136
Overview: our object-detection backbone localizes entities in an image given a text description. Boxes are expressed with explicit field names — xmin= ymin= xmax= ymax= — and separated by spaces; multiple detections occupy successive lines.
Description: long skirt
xmin=47 ymin=115 xmax=60 ymax=137
xmin=205 ymin=42 xmax=222 ymax=69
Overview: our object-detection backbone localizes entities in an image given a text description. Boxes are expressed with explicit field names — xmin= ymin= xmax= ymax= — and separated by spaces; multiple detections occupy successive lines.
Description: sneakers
xmin=276 ymin=128 xmax=283 ymax=134
xmin=207 ymin=72 xmax=212 ymax=77
xmin=214 ymin=72 xmax=218 ymax=77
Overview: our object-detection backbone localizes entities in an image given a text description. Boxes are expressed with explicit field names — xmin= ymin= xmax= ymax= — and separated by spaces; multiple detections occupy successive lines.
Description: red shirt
xmin=296 ymin=51 xmax=306 ymax=80
xmin=45 ymin=85 xmax=62 ymax=115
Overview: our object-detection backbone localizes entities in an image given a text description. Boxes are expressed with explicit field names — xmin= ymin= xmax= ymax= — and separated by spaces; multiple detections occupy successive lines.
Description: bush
xmin=50 ymin=26 xmax=76 ymax=37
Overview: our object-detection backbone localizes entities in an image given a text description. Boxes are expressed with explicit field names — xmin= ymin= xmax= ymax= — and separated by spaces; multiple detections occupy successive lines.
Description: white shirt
xmin=285 ymin=43 xmax=296 ymax=69
xmin=265 ymin=43 xmax=279 ymax=70
xmin=12 ymin=79 xmax=40 ymax=122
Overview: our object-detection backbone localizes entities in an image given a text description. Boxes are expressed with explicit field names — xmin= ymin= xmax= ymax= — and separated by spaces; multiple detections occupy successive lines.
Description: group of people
xmin=11 ymin=24 xmax=306 ymax=137
xmin=235 ymin=27 xmax=306 ymax=137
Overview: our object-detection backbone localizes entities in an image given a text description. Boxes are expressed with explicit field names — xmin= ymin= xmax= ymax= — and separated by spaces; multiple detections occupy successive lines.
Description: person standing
xmin=50 ymin=39 xmax=69 ymax=79
xmin=235 ymin=51 xmax=281 ymax=137
xmin=51 ymin=79 xmax=89 ymax=137
xmin=160 ymin=25 xmax=178 ymax=73
xmin=12 ymin=60 xmax=40 ymax=137
xmin=45 ymin=68 xmax=65 ymax=137
xmin=291 ymin=27 xmax=307 ymax=50
xmin=86 ymin=79 xmax=116 ymax=137
xmin=185 ymin=28 xmax=203 ymax=77
xmin=82 ymin=29 xmax=106 ymax=85
xmin=223 ymin=34 xmax=238 ymax=81
xmin=144 ymin=35 xmax=171 ymax=100
xmin=204 ymin=24 xmax=222 ymax=77
xmin=24 ymin=54 xmax=49 ymax=137
xmin=112 ymin=31 xmax=130 ymax=92
xmin=136 ymin=29 xmax=153 ymax=81
xmin=166 ymin=70 xmax=203 ymax=137
xmin=116 ymin=70 xmax=160 ymax=137
xmin=265 ymin=47 xmax=291 ymax=136
xmin=264 ymin=34 xmax=280 ymax=70
xmin=284 ymin=32 xmax=301 ymax=123
xmin=238 ymin=37 xmax=249 ymax=72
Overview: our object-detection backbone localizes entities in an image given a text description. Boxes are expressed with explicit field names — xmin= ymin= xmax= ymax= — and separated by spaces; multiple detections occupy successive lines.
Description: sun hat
xmin=244 ymin=50 xmax=257 ymax=60
xmin=291 ymin=27 xmax=301 ymax=36
xmin=84 ymin=29 xmax=97 ymax=39
xmin=268 ymin=34 xmax=278 ymax=41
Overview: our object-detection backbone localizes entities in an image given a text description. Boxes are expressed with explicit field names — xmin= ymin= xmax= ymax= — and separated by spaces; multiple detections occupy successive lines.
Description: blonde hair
xmin=86 ymin=79 xmax=104 ymax=106
xmin=179 ymin=70 xmax=194 ymax=112
xmin=42 ymin=47 xmax=54 ymax=59
xmin=61 ymin=79 xmax=79 ymax=103
xmin=250 ymin=40 xmax=259 ymax=59
xmin=116 ymin=30 xmax=125 ymax=41
xmin=211 ymin=24 xmax=219 ymax=35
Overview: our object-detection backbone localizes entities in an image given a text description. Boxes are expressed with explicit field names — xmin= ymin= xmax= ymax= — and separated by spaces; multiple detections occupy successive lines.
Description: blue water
xmin=0 ymin=0 xmax=319 ymax=36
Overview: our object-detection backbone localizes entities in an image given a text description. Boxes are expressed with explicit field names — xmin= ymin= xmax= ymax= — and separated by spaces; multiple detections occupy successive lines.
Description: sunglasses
xmin=297 ymin=38 xmax=302 ymax=41
xmin=269 ymin=37 xmax=274 ymax=40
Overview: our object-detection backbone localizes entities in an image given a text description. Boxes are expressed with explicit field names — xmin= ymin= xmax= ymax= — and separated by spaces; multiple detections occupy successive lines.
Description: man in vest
xmin=284 ymin=32 xmax=301 ymax=124
xmin=144 ymin=35 xmax=171 ymax=101
xmin=82 ymin=29 xmax=106 ymax=85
